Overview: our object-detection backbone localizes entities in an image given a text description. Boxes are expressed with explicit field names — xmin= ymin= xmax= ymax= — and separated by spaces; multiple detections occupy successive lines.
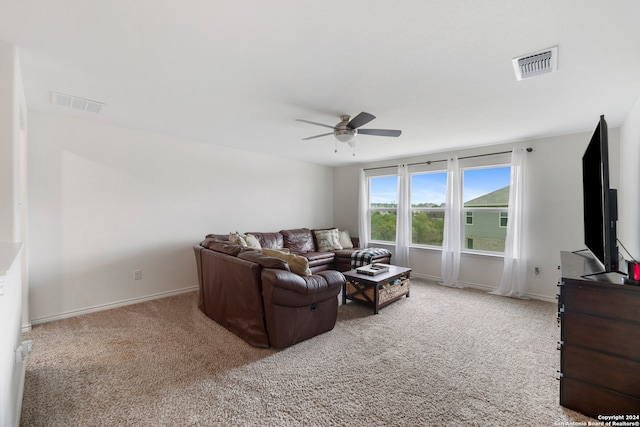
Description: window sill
xmin=409 ymin=244 xmax=505 ymax=259
xmin=368 ymin=241 xmax=505 ymax=259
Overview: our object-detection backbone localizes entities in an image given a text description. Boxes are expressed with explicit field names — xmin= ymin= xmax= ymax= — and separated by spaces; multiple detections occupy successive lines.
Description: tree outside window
xmin=369 ymin=175 xmax=398 ymax=242
xmin=410 ymin=172 xmax=447 ymax=246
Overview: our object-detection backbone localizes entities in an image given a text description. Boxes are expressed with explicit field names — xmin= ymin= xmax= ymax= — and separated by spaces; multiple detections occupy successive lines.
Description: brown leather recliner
xmin=261 ymin=268 xmax=344 ymax=349
xmin=193 ymin=239 xmax=343 ymax=349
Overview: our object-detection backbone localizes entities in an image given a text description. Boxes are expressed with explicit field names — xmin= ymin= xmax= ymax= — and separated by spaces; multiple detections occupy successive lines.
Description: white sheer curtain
xmin=441 ymin=156 xmax=464 ymax=287
xmin=395 ymin=164 xmax=410 ymax=267
xmin=491 ymin=147 xmax=528 ymax=298
xmin=358 ymin=169 xmax=370 ymax=249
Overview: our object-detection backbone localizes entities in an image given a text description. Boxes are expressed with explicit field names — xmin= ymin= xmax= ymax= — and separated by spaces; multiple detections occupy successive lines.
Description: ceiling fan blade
xmin=302 ymin=132 xmax=334 ymax=140
xmin=358 ymin=129 xmax=402 ymax=137
xmin=295 ymin=119 xmax=335 ymax=130
xmin=347 ymin=112 xmax=376 ymax=129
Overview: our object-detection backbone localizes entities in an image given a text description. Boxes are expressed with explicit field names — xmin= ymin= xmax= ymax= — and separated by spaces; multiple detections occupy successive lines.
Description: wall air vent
xmin=512 ymin=46 xmax=558 ymax=81
xmin=50 ymin=92 xmax=106 ymax=114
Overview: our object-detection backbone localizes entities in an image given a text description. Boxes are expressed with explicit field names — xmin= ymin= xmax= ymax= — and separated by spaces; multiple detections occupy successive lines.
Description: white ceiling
xmin=2 ymin=0 xmax=640 ymax=167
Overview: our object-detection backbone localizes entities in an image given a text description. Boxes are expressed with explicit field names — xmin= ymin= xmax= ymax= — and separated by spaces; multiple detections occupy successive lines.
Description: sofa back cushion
xmin=245 ymin=232 xmax=284 ymax=249
xmin=280 ymin=228 xmax=314 ymax=254
xmin=205 ymin=233 xmax=229 ymax=241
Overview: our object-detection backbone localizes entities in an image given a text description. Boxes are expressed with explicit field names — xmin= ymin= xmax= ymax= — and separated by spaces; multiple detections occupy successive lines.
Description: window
xmin=410 ymin=172 xmax=447 ymax=246
xmin=466 ymin=212 xmax=474 ymax=225
xmin=499 ymin=212 xmax=508 ymax=228
xmin=462 ymin=166 xmax=510 ymax=253
xmin=363 ymin=161 xmax=513 ymax=254
xmin=369 ymin=175 xmax=398 ymax=242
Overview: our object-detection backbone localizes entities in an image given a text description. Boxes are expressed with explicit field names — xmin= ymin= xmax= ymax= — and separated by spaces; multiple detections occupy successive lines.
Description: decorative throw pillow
xmin=338 ymin=229 xmax=354 ymax=249
xmin=244 ymin=233 xmax=262 ymax=249
xmin=229 ymin=232 xmax=247 ymax=247
xmin=229 ymin=232 xmax=262 ymax=249
xmin=261 ymin=248 xmax=311 ymax=276
xmin=314 ymin=228 xmax=343 ymax=252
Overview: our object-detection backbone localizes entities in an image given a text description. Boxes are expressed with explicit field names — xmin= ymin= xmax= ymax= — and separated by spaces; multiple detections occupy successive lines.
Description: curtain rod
xmin=363 ymin=147 xmax=533 ymax=171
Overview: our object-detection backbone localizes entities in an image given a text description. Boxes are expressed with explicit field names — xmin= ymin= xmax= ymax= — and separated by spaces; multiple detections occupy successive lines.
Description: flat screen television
xmin=582 ymin=115 xmax=619 ymax=273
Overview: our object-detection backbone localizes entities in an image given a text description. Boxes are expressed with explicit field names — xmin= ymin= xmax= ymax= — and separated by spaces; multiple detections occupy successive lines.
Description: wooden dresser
xmin=558 ymin=251 xmax=640 ymax=418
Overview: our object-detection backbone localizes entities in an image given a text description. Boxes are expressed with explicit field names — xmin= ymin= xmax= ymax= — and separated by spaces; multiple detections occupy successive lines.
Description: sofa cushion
xmin=304 ymin=251 xmax=335 ymax=262
xmin=246 ymin=232 xmax=284 ymax=249
xmin=313 ymin=228 xmax=343 ymax=252
xmin=333 ymin=248 xmax=359 ymax=258
xmin=262 ymin=248 xmax=311 ymax=276
xmin=280 ymin=228 xmax=314 ymax=254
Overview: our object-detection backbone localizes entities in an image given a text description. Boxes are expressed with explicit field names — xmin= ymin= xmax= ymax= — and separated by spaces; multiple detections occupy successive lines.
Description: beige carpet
xmin=20 ymin=279 xmax=593 ymax=426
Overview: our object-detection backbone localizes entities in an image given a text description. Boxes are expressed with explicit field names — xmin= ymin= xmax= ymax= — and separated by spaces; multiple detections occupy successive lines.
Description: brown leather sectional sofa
xmin=193 ymin=227 xmax=391 ymax=349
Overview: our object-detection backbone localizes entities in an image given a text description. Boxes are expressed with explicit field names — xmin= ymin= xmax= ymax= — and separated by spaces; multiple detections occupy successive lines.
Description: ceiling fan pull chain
xmin=334 ymin=139 xmax=338 ymax=154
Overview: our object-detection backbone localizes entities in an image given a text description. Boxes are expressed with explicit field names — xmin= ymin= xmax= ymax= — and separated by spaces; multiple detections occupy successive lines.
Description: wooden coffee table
xmin=342 ymin=264 xmax=411 ymax=314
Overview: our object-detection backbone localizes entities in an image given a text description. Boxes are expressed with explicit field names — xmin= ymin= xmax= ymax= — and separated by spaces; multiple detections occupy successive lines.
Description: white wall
xmin=27 ymin=111 xmax=335 ymax=323
xmin=619 ymin=97 xmax=640 ymax=261
xmin=333 ymin=129 xmax=621 ymax=301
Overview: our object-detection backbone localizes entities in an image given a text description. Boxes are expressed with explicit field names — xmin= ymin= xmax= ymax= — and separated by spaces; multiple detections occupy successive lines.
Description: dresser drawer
xmin=561 ymin=344 xmax=640 ymax=398
xmin=562 ymin=312 xmax=640 ymax=360
xmin=562 ymin=283 xmax=640 ymax=323
xmin=561 ymin=377 xmax=640 ymax=418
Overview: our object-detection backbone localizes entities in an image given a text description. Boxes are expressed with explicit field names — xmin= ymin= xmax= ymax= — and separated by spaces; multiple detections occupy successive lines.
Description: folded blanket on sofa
xmin=351 ymin=248 xmax=393 ymax=269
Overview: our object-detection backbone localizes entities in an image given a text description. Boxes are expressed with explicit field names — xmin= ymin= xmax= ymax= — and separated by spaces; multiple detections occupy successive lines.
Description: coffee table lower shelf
xmin=342 ymin=265 xmax=411 ymax=314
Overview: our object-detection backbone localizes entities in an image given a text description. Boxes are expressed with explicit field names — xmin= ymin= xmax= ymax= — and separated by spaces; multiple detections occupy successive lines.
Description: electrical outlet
xmin=534 ymin=267 xmax=540 ymax=276
xmin=134 ymin=270 xmax=142 ymax=280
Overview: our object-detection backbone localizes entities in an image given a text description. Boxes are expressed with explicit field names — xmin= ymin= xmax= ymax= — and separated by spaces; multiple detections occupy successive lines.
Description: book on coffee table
xmin=356 ymin=263 xmax=390 ymax=276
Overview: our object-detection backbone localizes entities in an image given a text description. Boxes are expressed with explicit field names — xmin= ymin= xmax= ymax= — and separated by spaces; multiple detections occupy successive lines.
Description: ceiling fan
xmin=296 ymin=112 xmax=401 ymax=154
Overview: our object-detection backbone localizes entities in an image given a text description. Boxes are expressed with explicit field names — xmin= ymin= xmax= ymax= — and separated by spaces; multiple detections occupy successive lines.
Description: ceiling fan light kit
xmin=335 ymin=115 xmax=357 ymax=143
xmin=296 ymin=111 xmax=401 ymax=155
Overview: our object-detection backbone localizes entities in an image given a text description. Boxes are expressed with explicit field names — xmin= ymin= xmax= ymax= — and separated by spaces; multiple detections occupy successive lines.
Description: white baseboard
xmin=30 ymin=286 xmax=198 ymax=326
xmin=410 ymin=272 xmax=556 ymax=303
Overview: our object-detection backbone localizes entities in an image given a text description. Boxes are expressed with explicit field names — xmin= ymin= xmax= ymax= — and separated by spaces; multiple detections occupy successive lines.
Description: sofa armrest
xmin=261 ymin=268 xmax=343 ymax=300
xmin=238 ymin=250 xmax=290 ymax=271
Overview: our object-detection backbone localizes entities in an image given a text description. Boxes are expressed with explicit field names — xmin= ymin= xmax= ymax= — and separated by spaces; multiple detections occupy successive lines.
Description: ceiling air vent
xmin=512 ymin=46 xmax=558 ymax=81
xmin=51 ymin=92 xmax=106 ymax=114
